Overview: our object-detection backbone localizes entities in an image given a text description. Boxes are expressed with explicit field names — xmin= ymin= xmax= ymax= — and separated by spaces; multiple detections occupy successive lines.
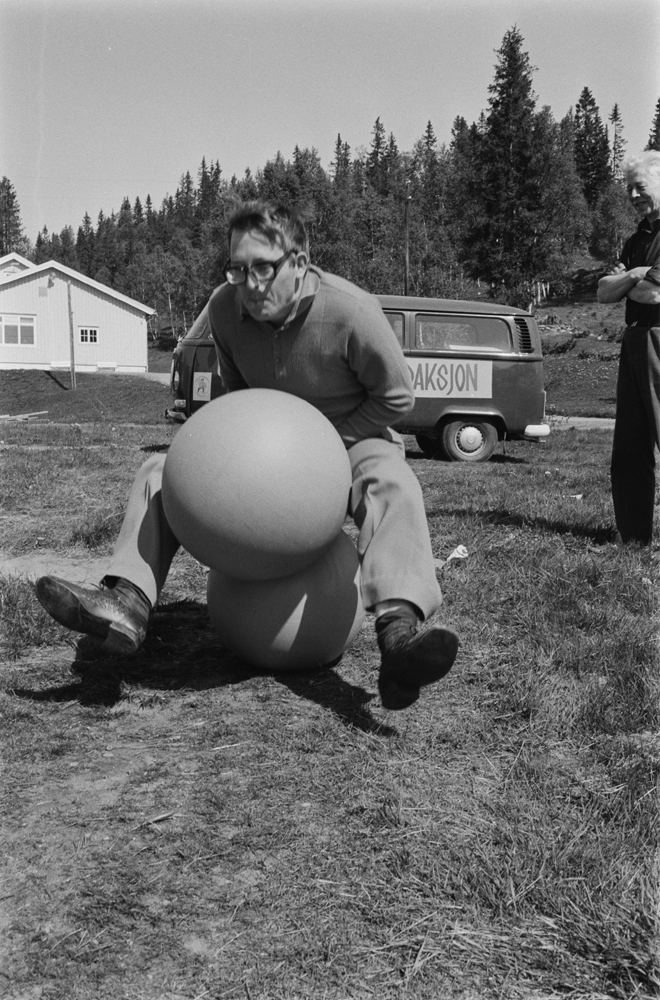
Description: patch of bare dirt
xmin=1 ymin=549 xmax=110 ymax=585
xmin=0 ymin=547 xmax=206 ymax=588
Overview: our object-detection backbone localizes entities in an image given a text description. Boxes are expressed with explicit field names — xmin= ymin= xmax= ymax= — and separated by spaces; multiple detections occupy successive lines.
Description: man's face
xmin=229 ymin=229 xmax=308 ymax=324
xmin=626 ymin=168 xmax=660 ymax=222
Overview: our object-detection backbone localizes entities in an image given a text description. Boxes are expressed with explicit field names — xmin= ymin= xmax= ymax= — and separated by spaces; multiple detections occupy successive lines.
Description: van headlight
xmin=172 ymin=369 xmax=180 ymax=392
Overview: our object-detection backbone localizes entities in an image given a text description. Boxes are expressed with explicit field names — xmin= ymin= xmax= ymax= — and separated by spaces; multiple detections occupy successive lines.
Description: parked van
xmin=168 ymin=294 xmax=549 ymax=462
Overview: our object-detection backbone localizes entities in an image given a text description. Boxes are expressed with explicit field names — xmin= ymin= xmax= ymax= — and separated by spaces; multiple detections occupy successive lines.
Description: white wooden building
xmin=0 ymin=253 xmax=155 ymax=373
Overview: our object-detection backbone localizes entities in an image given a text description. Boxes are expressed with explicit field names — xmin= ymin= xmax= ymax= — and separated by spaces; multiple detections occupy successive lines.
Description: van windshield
xmin=415 ymin=315 xmax=511 ymax=353
xmin=183 ymin=308 xmax=211 ymax=341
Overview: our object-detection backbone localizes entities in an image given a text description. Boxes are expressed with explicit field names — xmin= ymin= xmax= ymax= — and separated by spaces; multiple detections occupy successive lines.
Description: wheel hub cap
xmin=457 ymin=426 xmax=483 ymax=453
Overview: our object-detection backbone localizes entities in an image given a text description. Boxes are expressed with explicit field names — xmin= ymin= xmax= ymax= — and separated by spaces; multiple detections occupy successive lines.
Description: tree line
xmin=2 ymin=27 xmax=660 ymax=331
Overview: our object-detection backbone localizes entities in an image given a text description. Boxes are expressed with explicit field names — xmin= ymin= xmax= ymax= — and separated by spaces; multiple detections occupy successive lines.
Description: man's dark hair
xmin=227 ymin=201 xmax=309 ymax=256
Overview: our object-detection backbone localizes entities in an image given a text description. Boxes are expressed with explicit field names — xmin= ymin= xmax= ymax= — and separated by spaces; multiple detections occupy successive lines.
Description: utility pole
xmin=66 ymin=279 xmax=76 ymax=389
xmin=404 ymin=184 xmax=411 ymax=296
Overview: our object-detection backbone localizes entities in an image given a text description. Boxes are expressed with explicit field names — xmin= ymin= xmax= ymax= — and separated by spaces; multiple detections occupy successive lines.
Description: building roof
xmin=0 ymin=252 xmax=34 ymax=277
xmin=0 ymin=257 xmax=156 ymax=316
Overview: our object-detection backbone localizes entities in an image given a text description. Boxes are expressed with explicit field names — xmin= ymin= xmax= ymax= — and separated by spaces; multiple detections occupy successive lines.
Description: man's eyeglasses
xmin=223 ymin=249 xmax=297 ymax=286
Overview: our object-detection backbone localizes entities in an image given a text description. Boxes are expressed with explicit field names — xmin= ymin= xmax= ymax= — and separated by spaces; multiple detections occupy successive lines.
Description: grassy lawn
xmin=1 ymin=390 xmax=658 ymax=998
xmin=539 ymin=302 xmax=622 ymax=419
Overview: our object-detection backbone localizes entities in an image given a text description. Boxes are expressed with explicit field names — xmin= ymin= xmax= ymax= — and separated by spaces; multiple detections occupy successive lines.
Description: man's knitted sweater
xmin=207 ymin=266 xmax=415 ymax=448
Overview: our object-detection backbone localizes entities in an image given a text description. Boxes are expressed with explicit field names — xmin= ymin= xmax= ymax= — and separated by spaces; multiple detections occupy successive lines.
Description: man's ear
xmin=294 ymin=250 xmax=309 ymax=276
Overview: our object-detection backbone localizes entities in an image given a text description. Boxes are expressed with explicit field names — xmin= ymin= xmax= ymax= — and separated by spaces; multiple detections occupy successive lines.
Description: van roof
xmin=376 ymin=294 xmax=532 ymax=316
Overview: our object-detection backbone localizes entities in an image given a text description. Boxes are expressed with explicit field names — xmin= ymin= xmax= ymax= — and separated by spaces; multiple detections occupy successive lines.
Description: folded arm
xmin=597 ymin=263 xmax=651 ymax=303
xmin=627 ymin=261 xmax=660 ymax=304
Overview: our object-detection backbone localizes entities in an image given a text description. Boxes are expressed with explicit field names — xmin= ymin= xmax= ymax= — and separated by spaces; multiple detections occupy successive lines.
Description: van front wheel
xmin=441 ymin=420 xmax=498 ymax=462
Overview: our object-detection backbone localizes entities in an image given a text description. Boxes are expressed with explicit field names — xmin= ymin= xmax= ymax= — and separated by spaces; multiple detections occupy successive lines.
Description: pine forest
xmin=2 ymin=28 xmax=660 ymax=336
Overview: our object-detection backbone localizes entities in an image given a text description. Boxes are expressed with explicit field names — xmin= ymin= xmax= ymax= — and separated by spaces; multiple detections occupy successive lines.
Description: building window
xmin=0 ymin=315 xmax=35 ymax=346
xmin=80 ymin=327 xmax=98 ymax=344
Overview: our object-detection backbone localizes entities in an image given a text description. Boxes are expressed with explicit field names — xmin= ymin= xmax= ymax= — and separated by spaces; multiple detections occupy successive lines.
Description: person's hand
xmin=606 ymin=262 xmax=626 ymax=275
xmin=628 ymin=266 xmax=651 ymax=283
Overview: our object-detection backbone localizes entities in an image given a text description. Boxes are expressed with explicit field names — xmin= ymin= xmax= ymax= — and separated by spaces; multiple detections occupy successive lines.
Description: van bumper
xmin=523 ymin=423 xmax=551 ymax=440
xmin=165 ymin=407 xmax=187 ymax=423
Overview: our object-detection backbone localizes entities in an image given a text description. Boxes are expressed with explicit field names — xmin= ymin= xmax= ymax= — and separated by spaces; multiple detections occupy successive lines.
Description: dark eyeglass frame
xmin=222 ymin=248 xmax=298 ymax=286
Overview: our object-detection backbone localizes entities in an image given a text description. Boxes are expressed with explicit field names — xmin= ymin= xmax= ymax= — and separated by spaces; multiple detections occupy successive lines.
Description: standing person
xmin=35 ymin=201 xmax=459 ymax=710
xmin=597 ymin=151 xmax=660 ymax=544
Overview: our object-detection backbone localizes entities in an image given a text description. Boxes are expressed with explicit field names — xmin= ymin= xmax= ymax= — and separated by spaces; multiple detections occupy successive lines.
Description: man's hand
xmin=627 ymin=278 xmax=660 ymax=305
xmin=627 ymin=266 xmax=651 ymax=283
xmin=597 ymin=264 xmax=649 ymax=303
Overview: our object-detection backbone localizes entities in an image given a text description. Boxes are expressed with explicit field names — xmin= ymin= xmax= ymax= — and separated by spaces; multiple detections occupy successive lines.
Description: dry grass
xmin=0 ymin=422 xmax=658 ymax=1000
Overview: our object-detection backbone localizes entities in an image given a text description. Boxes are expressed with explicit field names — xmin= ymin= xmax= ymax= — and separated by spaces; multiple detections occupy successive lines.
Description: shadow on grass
xmin=429 ymin=505 xmax=617 ymax=544
xmin=404 ymin=446 xmax=526 ymax=465
xmin=13 ymin=599 xmax=394 ymax=736
xmin=46 ymin=371 xmax=71 ymax=391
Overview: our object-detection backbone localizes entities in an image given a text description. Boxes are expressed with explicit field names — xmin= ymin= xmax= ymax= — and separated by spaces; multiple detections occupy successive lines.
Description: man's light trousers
xmin=104 ymin=434 xmax=442 ymax=620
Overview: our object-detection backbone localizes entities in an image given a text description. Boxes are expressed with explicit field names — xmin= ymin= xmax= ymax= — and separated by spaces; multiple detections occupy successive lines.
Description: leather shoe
xmin=35 ymin=576 xmax=150 ymax=654
xmin=377 ymin=615 xmax=459 ymax=710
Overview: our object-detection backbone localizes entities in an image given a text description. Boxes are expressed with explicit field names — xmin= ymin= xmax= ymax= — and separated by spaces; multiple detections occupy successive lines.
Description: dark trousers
xmin=611 ymin=326 xmax=660 ymax=543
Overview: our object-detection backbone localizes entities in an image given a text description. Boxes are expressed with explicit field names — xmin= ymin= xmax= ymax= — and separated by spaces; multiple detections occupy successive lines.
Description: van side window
xmin=414 ymin=315 xmax=511 ymax=352
xmin=384 ymin=312 xmax=404 ymax=346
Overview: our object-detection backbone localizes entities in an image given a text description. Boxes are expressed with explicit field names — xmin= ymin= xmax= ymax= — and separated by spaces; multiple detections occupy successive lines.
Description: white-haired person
xmin=597 ymin=151 xmax=660 ymax=544
xmin=35 ymin=201 xmax=459 ymax=710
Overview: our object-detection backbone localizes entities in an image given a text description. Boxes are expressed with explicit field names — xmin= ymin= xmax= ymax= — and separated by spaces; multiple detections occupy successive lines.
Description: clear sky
xmin=1 ymin=0 xmax=659 ymax=243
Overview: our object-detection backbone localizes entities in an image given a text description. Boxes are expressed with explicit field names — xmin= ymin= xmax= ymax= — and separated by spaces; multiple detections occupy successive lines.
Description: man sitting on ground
xmin=35 ymin=200 xmax=459 ymax=710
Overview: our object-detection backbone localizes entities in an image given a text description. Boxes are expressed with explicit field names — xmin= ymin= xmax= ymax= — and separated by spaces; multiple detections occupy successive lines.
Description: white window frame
xmin=79 ymin=326 xmax=99 ymax=344
xmin=0 ymin=314 xmax=36 ymax=347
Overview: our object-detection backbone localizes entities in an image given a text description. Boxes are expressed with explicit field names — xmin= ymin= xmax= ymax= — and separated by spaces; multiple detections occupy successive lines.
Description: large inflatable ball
xmin=206 ymin=530 xmax=365 ymax=671
xmin=161 ymin=389 xmax=352 ymax=580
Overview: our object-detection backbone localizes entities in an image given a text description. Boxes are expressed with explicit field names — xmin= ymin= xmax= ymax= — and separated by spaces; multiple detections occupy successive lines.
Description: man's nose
xmin=245 ymin=269 xmax=261 ymax=290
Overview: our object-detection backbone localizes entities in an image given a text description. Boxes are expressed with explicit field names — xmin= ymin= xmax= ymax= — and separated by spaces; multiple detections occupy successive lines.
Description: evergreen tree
xmin=94 ymin=211 xmax=122 ymax=286
xmin=0 ymin=177 xmax=27 ymax=255
xmin=609 ymin=104 xmax=626 ymax=179
xmin=291 ymin=146 xmax=332 ymax=255
xmin=462 ymin=27 xmax=540 ymax=298
xmin=332 ymin=134 xmax=352 ymax=187
xmin=382 ymin=132 xmax=405 ymax=197
xmin=174 ymin=172 xmax=195 ymax=229
xmin=645 ymin=97 xmax=660 ymax=151
xmin=532 ymin=105 xmax=590 ymax=277
xmin=257 ymin=152 xmax=301 ymax=205
xmin=573 ymin=87 xmax=611 ymax=205
xmin=453 ymin=28 xmax=591 ymax=303
xmin=366 ymin=117 xmax=387 ymax=193
xmin=293 ymin=145 xmax=325 ymax=191
xmin=33 ymin=227 xmax=51 ymax=264
xmin=49 ymin=232 xmax=63 ymax=262
xmin=445 ymin=118 xmax=481 ymax=260
xmin=116 ymin=196 xmax=135 ymax=269
xmin=195 ymin=157 xmax=223 ymax=228
xmin=76 ymin=213 xmax=95 ymax=275
xmin=411 ymin=120 xmax=446 ymax=223
xmin=57 ymin=226 xmax=79 ymax=269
